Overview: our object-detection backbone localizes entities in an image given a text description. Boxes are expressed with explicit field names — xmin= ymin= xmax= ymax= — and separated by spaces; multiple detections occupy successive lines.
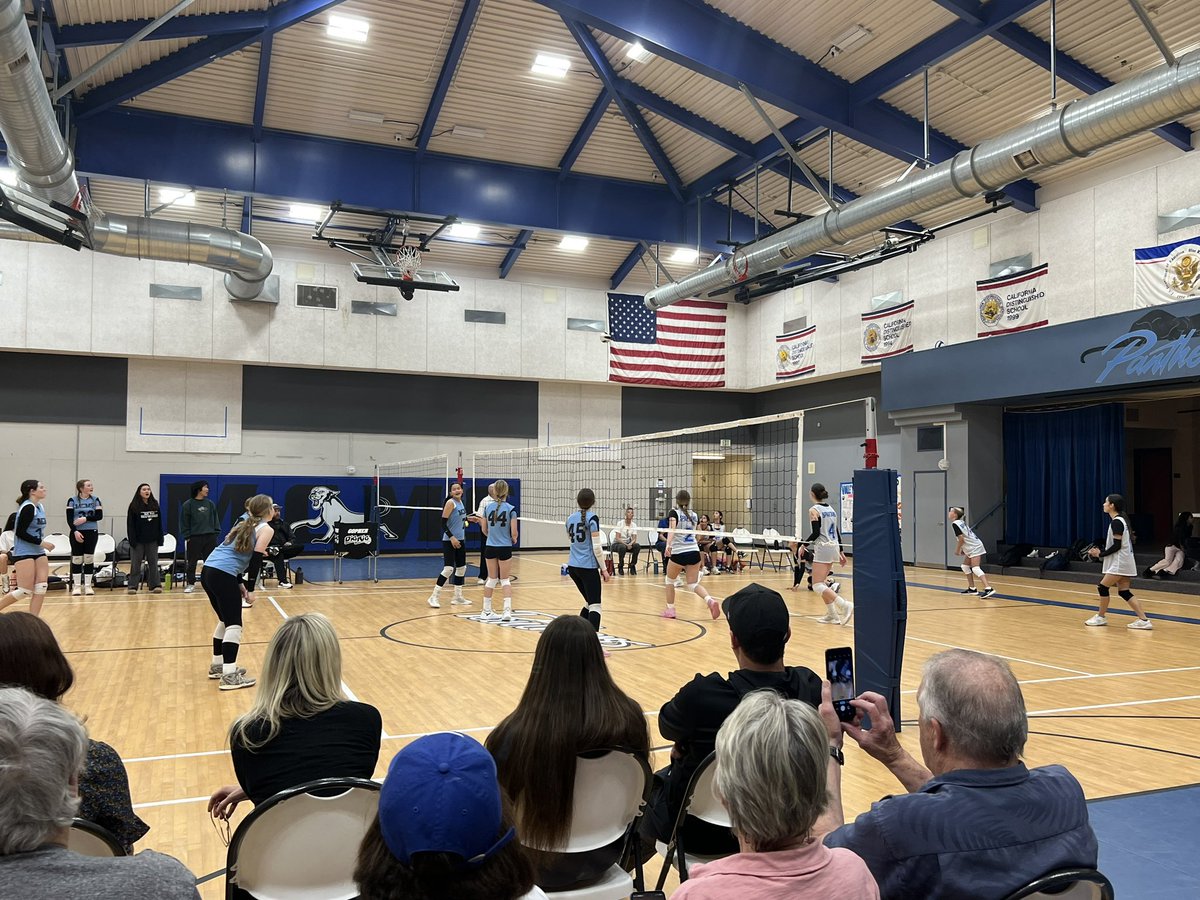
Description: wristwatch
xmin=829 ymin=745 xmax=844 ymax=766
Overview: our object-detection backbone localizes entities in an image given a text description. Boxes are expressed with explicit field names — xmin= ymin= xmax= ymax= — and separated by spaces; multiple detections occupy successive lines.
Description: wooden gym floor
xmin=38 ymin=553 xmax=1200 ymax=898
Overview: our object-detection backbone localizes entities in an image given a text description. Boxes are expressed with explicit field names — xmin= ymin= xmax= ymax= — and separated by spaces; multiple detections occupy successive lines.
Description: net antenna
xmin=313 ymin=202 xmax=462 ymax=301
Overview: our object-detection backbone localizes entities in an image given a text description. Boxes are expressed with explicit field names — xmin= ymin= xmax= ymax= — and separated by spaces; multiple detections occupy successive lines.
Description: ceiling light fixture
xmin=157 ymin=187 xmax=195 ymax=207
xmin=626 ymin=42 xmax=652 ymax=63
xmin=692 ymin=452 xmax=726 ymax=460
xmin=327 ymin=14 xmax=369 ymax=42
xmin=451 ymin=124 xmax=488 ymax=139
xmin=829 ymin=24 xmax=874 ymax=57
xmin=347 ymin=109 xmax=385 ymax=124
xmin=669 ymin=247 xmax=700 ymax=263
xmin=289 ymin=203 xmax=325 ymax=222
xmin=448 ymin=222 xmax=481 ymax=239
xmin=532 ymin=52 xmax=571 ymax=78
xmin=558 ymin=235 xmax=589 ymax=251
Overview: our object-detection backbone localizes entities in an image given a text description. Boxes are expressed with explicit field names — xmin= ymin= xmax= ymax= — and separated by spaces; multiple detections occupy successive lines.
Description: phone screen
xmin=825 ymin=646 xmax=855 ymax=723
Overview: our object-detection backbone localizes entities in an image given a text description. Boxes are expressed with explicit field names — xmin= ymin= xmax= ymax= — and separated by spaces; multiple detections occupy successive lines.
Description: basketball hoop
xmin=393 ymin=246 xmax=421 ymax=280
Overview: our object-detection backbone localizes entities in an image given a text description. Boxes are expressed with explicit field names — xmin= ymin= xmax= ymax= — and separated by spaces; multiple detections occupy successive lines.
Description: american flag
xmin=607 ymin=294 xmax=727 ymax=388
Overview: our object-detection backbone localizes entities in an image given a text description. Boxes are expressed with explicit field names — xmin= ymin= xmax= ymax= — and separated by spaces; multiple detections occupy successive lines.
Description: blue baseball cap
xmin=378 ymin=732 xmax=516 ymax=866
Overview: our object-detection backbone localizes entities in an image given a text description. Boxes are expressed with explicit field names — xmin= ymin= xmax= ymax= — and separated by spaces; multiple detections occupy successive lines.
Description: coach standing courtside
xmin=180 ymin=481 xmax=220 ymax=594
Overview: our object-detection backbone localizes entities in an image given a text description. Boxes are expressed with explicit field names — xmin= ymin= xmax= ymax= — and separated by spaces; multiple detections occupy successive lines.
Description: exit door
xmin=914 ymin=471 xmax=947 ymax=569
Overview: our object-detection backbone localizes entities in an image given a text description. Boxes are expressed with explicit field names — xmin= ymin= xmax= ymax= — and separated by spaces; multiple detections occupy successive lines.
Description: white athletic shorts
xmin=1102 ymin=555 xmax=1137 ymax=578
xmin=812 ymin=542 xmax=840 ymax=565
xmin=961 ymin=538 xmax=986 ymax=559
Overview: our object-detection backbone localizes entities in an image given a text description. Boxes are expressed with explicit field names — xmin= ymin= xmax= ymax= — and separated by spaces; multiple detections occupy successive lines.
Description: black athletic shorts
xmin=442 ymin=541 xmax=467 ymax=568
xmin=568 ymin=566 xmax=602 ymax=606
xmin=10 ymin=553 xmax=46 ymax=563
xmin=669 ymin=550 xmax=702 ymax=568
xmin=484 ymin=546 xmax=514 ymax=561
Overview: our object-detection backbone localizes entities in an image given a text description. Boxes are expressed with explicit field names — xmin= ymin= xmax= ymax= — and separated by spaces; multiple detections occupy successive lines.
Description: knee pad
xmin=71 ymin=555 xmax=83 ymax=566
xmin=971 ymin=566 xmax=985 ymax=578
xmin=665 ymin=576 xmax=675 ymax=586
xmin=500 ymin=578 xmax=511 ymax=588
xmin=223 ymin=624 xmax=243 ymax=646
xmin=454 ymin=566 xmax=466 ymax=578
xmin=83 ymin=554 xmax=94 ymax=565
xmin=212 ymin=623 xmax=226 ymax=641
xmin=1118 ymin=589 xmax=1134 ymax=601
xmin=1097 ymin=585 xmax=1110 ymax=597
xmin=440 ymin=565 xmax=454 ymax=579
xmin=9 ymin=587 xmax=30 ymax=600
xmin=33 ymin=583 xmax=48 ymax=596
xmin=961 ymin=563 xmax=972 ymax=574
xmin=485 ymin=578 xmax=498 ymax=589
xmin=687 ymin=582 xmax=700 ymax=592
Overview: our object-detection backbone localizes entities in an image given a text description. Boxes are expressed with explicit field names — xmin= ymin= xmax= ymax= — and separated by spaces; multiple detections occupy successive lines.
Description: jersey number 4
xmin=488 ymin=510 xmax=509 ymax=527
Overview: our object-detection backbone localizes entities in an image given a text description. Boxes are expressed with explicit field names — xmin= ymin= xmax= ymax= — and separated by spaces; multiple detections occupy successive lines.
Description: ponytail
xmin=16 ymin=479 xmax=38 ymax=504
xmin=231 ymin=494 xmax=274 ymax=553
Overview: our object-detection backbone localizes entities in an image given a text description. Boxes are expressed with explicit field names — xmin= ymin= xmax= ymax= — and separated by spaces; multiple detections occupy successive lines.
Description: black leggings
xmin=570 ymin=566 xmax=602 ymax=631
xmin=202 ymin=567 xmax=243 ymax=665
xmin=186 ymin=533 xmax=218 ymax=585
xmin=68 ymin=529 xmax=99 ymax=581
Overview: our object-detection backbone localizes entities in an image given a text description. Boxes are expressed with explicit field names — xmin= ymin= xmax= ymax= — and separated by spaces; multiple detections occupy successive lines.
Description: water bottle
xmin=164 ymin=572 xmax=172 ymax=590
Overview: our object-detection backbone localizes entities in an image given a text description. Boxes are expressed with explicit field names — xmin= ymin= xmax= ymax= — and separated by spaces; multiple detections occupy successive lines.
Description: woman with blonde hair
xmin=200 ymin=493 xmax=274 ymax=691
xmin=662 ymin=489 xmax=721 ymax=620
xmin=673 ymin=690 xmax=878 ymax=899
xmin=208 ymin=612 xmax=382 ymax=818
xmin=480 ymin=479 xmax=518 ymax=620
xmin=486 ymin=615 xmax=649 ymax=890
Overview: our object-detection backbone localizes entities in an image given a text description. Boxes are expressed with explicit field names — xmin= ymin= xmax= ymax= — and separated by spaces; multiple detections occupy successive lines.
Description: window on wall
xmin=917 ymin=426 xmax=944 ymax=452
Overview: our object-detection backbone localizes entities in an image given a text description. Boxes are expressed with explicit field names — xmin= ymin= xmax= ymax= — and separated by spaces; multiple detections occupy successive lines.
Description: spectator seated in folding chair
xmin=266 ymin=505 xmax=302 ymax=589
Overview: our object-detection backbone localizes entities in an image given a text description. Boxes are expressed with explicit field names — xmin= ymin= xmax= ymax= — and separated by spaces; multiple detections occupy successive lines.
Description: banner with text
xmin=1134 ymin=236 xmax=1200 ymax=307
xmin=861 ymin=301 xmax=913 ymax=363
xmin=776 ymin=326 xmax=816 ymax=380
xmin=976 ymin=263 xmax=1049 ymax=337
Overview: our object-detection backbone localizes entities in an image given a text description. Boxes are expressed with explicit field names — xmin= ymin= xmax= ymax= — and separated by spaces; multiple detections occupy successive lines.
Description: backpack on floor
xmin=1070 ymin=539 xmax=1095 ymax=561
xmin=1041 ymin=551 xmax=1070 ymax=572
xmin=999 ymin=543 xmax=1034 ymax=567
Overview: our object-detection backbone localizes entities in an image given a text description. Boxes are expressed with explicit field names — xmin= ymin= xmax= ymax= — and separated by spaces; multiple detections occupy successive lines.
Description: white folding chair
xmin=537 ymin=749 xmax=653 ymax=900
xmin=762 ymin=529 xmax=792 ymax=569
xmin=92 ymin=533 xmax=115 ymax=567
xmin=225 ymin=778 xmax=380 ymax=900
xmin=730 ymin=528 xmax=752 ymax=570
xmin=68 ymin=818 xmax=126 ymax=857
xmin=159 ymin=533 xmax=177 ymax=556
xmin=655 ymin=752 xmax=734 ymax=888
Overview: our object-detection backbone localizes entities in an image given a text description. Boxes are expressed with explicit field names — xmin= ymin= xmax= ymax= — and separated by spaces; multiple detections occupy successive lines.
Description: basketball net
xmin=393 ymin=246 xmax=421 ymax=281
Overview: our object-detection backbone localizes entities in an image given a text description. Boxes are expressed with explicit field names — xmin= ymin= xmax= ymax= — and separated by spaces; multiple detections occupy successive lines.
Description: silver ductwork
xmin=0 ymin=0 xmax=272 ymax=298
xmin=646 ymin=50 xmax=1200 ymax=309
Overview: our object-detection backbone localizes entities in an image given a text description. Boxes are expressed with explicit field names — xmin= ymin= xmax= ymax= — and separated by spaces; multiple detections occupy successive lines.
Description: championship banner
xmin=1134 ymin=236 xmax=1200 ymax=307
xmin=861 ymin=301 xmax=913 ymax=363
xmin=976 ymin=263 xmax=1049 ymax=337
xmin=776 ymin=326 xmax=816 ymax=380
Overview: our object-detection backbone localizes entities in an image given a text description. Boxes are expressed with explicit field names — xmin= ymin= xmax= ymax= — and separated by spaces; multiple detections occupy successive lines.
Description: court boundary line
xmin=908 ymin=580 xmax=1200 ymax=625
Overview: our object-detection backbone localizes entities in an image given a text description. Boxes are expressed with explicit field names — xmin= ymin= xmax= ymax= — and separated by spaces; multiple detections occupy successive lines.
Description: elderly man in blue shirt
xmin=822 ymin=648 xmax=1098 ymax=899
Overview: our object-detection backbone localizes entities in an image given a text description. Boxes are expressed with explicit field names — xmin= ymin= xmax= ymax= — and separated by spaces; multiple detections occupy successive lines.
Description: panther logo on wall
xmin=292 ymin=486 xmax=400 ymax=543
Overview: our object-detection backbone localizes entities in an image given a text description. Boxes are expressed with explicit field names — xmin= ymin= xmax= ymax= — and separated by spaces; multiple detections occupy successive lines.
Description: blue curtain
xmin=1004 ymin=404 xmax=1125 ymax=547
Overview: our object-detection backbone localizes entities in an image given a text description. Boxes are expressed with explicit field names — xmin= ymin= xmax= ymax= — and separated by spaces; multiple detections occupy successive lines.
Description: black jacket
xmin=127 ymin=506 xmax=163 ymax=545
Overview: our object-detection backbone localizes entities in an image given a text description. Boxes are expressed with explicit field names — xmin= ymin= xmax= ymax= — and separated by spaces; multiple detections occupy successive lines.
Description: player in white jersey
xmin=948 ymin=507 xmax=996 ymax=598
xmin=662 ymin=489 xmax=721 ymax=620
xmin=1085 ymin=493 xmax=1152 ymax=630
xmin=803 ymin=484 xmax=852 ymax=625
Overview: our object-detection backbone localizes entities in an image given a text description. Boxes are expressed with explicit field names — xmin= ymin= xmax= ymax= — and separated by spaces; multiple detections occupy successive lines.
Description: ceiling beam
xmin=851 ymin=0 xmax=1046 ymax=104
xmin=928 ymin=0 xmax=986 ymax=27
xmin=561 ymin=17 xmax=684 ymax=202
xmin=415 ymin=0 xmax=483 ymax=155
xmin=610 ymin=243 xmax=646 ymax=289
xmin=558 ymin=88 xmax=611 ymax=176
xmin=991 ymin=23 xmax=1193 ymax=152
xmin=251 ymin=35 xmax=272 ymax=142
xmin=532 ymin=0 xmax=1037 ymax=211
xmin=55 ymin=11 xmax=268 ymax=48
xmin=500 ymin=229 xmax=533 ymax=278
xmin=73 ymin=108 xmax=759 ymax=251
xmin=74 ymin=0 xmax=350 ymax=120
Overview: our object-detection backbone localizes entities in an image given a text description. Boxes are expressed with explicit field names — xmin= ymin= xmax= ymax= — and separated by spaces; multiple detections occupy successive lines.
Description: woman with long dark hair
xmin=201 ymin=493 xmax=275 ymax=690
xmin=1143 ymin=512 xmax=1194 ymax=578
xmin=126 ymin=484 xmax=163 ymax=594
xmin=428 ymin=481 xmax=470 ymax=608
xmin=66 ymin=479 xmax=103 ymax=596
xmin=0 ymin=480 xmax=53 ymax=616
xmin=806 ymin=483 xmax=853 ymax=625
xmin=0 ymin=612 xmax=148 ymax=852
xmin=1086 ymin=493 xmax=1152 ymax=629
xmin=207 ymin=613 xmax=381 ymax=818
xmin=486 ymin=615 xmax=649 ymax=890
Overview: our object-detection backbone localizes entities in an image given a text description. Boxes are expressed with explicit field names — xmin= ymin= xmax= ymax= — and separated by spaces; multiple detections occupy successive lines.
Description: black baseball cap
xmin=722 ymin=583 xmax=790 ymax=663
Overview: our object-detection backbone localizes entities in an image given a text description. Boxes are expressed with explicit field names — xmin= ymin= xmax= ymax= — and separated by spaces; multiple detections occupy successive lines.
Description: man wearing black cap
xmin=642 ymin=582 xmax=822 ymax=855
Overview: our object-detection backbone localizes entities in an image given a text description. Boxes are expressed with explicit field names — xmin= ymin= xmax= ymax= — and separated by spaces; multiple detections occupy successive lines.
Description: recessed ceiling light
xmin=829 ymin=25 xmax=874 ymax=56
xmin=157 ymin=187 xmax=195 ymax=207
xmin=327 ymin=14 xmax=369 ymax=42
xmin=289 ymin=203 xmax=325 ymax=222
xmin=448 ymin=222 xmax=481 ymax=239
xmin=450 ymin=124 xmax=488 ymax=139
xmin=531 ymin=52 xmax=571 ymax=78
xmin=669 ymin=247 xmax=699 ymax=263
xmin=347 ymin=109 xmax=385 ymax=124
xmin=625 ymin=42 xmax=652 ymax=63
xmin=558 ymin=235 xmax=589 ymax=252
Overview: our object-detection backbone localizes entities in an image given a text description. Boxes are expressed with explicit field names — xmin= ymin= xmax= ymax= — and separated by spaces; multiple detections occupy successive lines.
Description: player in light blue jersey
xmin=0 ymin=480 xmax=54 ymax=617
xmin=805 ymin=483 xmax=853 ymax=626
xmin=566 ymin=488 xmax=611 ymax=640
xmin=428 ymin=481 xmax=471 ymax=608
xmin=480 ymin=479 xmax=518 ymax=620
xmin=66 ymin=478 xmax=103 ymax=596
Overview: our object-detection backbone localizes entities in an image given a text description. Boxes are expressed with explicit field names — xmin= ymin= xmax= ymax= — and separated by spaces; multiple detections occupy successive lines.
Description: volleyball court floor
xmin=43 ymin=552 xmax=1200 ymax=898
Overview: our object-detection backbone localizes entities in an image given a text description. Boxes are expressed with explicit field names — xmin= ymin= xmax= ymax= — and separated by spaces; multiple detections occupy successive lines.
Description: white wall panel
xmin=0 ymin=240 xmax=29 ymax=349
xmin=1038 ymin=189 xmax=1095 ymax=321
xmin=27 ymin=243 xmax=93 ymax=352
xmin=91 ymin=253 xmax=154 ymax=356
